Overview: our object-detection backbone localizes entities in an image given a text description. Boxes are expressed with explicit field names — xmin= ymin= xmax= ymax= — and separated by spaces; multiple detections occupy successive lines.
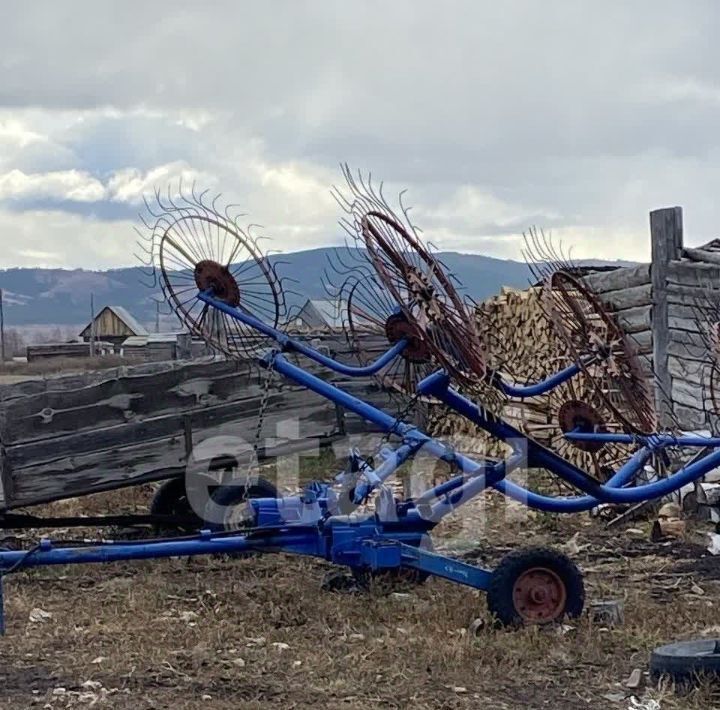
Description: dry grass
xmin=2 ymin=474 xmax=720 ymax=708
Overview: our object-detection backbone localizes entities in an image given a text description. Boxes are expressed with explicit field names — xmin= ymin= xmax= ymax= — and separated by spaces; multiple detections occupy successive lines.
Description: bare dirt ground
xmin=2 ymin=475 xmax=720 ymax=709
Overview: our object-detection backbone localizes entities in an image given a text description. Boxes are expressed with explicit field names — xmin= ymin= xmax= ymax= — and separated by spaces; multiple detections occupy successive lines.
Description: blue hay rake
xmin=2 ymin=176 xmax=720 ymax=632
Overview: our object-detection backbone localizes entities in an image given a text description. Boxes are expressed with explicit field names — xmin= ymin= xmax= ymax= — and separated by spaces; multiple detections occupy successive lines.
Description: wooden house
xmin=120 ymin=332 xmax=194 ymax=361
xmin=292 ymin=299 xmax=346 ymax=331
xmin=79 ymin=306 xmax=148 ymax=347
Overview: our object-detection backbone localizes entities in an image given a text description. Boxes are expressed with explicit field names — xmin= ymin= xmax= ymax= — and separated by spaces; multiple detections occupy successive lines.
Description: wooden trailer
xmin=0 ymin=334 xmax=395 ymax=513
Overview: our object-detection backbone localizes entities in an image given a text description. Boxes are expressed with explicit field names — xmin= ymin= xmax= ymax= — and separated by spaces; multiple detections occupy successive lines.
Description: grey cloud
xmin=0 ymin=0 xmax=718 ymax=267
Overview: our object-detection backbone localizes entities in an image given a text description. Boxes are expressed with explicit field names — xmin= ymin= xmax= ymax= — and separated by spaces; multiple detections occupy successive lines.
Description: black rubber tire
xmin=150 ymin=478 xmax=204 ymax=533
xmin=203 ymin=477 xmax=278 ymax=531
xmin=651 ymin=639 xmax=720 ymax=682
xmin=487 ymin=547 xmax=585 ymax=627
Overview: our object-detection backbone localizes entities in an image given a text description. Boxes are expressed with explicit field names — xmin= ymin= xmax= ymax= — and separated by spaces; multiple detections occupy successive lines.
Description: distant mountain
xmin=0 ymin=247 xmax=636 ymax=329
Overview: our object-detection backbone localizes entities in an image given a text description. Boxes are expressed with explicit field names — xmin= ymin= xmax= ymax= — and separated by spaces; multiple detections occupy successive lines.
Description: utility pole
xmin=156 ymin=300 xmax=160 ymax=333
xmin=0 ymin=289 xmax=5 ymax=362
xmin=89 ymin=293 xmax=96 ymax=357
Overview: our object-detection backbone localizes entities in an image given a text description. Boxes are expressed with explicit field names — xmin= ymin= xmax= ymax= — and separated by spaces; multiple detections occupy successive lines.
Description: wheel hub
xmin=558 ymin=399 xmax=607 ymax=452
xmin=194 ymin=260 xmax=241 ymax=306
xmin=512 ymin=567 xmax=567 ymax=623
xmin=385 ymin=313 xmax=431 ymax=363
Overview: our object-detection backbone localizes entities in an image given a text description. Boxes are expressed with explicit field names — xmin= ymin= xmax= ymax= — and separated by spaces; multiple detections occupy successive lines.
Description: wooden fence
xmin=589 ymin=206 xmax=720 ymax=432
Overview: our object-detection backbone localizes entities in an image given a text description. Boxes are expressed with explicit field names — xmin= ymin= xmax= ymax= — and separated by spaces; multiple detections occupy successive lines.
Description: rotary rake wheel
xmin=361 ymin=211 xmax=487 ymax=389
xmin=684 ymin=285 xmax=720 ymax=425
xmin=334 ymin=167 xmax=488 ymax=392
xmin=528 ymin=378 xmax=637 ymax=484
xmin=343 ymin=272 xmax=435 ymax=410
xmin=479 ymin=320 xmax=637 ymax=482
xmin=141 ymin=187 xmax=284 ymax=358
xmin=473 ymin=284 xmax=655 ymax=484
xmin=520 ymin=368 xmax=680 ymax=488
xmin=543 ymin=270 xmax=656 ymax=435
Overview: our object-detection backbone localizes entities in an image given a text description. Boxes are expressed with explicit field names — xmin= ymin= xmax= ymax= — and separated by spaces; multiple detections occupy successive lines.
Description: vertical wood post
xmin=650 ymin=206 xmax=683 ymax=428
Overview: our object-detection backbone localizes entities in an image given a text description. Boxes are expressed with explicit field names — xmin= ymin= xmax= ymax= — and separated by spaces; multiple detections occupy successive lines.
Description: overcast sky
xmin=0 ymin=0 xmax=718 ymax=269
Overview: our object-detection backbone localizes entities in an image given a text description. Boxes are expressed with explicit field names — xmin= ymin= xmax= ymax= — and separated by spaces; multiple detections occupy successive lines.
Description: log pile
xmin=429 ymin=282 xmax=643 ymax=479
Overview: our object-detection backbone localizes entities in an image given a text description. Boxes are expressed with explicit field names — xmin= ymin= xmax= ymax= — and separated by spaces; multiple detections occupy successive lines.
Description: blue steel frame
xmin=2 ymin=289 xmax=720 ymax=632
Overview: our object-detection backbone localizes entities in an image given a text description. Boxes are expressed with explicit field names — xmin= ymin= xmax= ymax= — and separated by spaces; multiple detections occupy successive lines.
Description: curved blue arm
xmin=494 ymin=447 xmax=652 ymax=513
xmin=287 ymin=336 xmax=407 ymax=377
xmin=418 ymin=370 xmax=720 ymax=508
xmin=491 ymin=360 xmax=583 ymax=397
xmin=198 ymin=291 xmax=407 ymax=376
xmin=491 ymin=352 xmax=603 ymax=398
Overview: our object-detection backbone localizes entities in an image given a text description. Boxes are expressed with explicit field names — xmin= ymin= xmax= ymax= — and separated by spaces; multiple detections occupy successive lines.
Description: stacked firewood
xmin=429 ymin=285 xmax=638 ymax=480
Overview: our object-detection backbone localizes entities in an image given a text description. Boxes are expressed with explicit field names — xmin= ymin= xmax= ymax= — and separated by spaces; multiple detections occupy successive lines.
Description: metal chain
xmin=382 ymin=390 xmax=423 ymax=445
xmin=249 ymin=355 xmax=277 ymax=472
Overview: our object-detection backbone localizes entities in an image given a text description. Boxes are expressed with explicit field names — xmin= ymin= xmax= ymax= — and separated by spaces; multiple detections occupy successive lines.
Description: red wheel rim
xmin=512 ymin=567 xmax=567 ymax=623
xmin=342 ymin=275 xmax=436 ymax=406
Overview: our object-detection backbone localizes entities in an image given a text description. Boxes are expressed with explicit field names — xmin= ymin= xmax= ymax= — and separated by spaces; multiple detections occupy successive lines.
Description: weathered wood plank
xmin=667 ymin=338 xmax=711 ymax=362
xmin=669 ymin=328 xmax=708 ymax=348
xmin=625 ymin=329 xmax=653 ymax=354
xmin=667 ymin=260 xmax=720 ymax=288
xmin=668 ymin=302 xmax=712 ymax=321
xmin=582 ymin=264 xmax=650 ymax=294
xmin=9 ymin=394 xmax=341 ymax=506
xmin=0 ymin=350 xmax=371 ymax=445
xmin=615 ymin=305 xmax=652 ymax=333
xmin=598 ymin=283 xmax=652 ymax=312
xmin=683 ymin=246 xmax=720 ymax=266
xmin=671 ymin=379 xmax=707 ymax=411
xmin=674 ymin=404 xmax=708 ymax=430
xmin=668 ymin=315 xmax=706 ymax=333
xmin=1 ymin=368 xmax=261 ymax=443
xmin=11 ymin=432 xmax=346 ymax=509
xmin=668 ymin=354 xmax=708 ymax=383
xmin=4 ymin=378 xmax=388 ymax=470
